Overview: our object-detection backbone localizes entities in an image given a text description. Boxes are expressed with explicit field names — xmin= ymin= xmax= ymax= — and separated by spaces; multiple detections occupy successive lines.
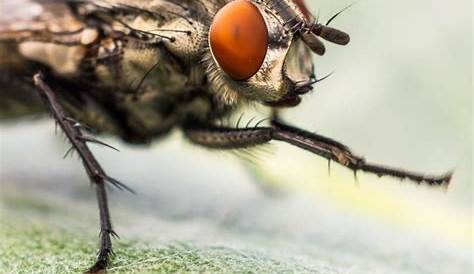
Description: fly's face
xmin=203 ymin=0 xmax=349 ymax=107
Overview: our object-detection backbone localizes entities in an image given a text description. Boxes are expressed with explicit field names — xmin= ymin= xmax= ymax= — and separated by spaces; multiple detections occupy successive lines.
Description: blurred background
xmin=0 ymin=0 xmax=472 ymax=273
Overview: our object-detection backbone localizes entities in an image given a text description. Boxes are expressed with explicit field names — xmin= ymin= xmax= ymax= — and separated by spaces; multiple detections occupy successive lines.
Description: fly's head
xmin=203 ymin=0 xmax=350 ymax=107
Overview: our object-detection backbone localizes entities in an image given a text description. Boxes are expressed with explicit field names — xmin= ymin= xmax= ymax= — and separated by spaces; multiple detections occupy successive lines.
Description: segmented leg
xmin=33 ymin=73 xmax=125 ymax=273
xmin=183 ymin=120 xmax=452 ymax=187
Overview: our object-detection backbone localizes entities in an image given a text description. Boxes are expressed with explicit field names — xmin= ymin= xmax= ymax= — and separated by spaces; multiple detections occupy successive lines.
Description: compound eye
xmin=209 ymin=0 xmax=268 ymax=81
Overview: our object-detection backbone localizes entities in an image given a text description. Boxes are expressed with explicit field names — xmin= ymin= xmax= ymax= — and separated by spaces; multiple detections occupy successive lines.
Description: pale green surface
xmin=0 ymin=189 xmax=322 ymax=274
xmin=1 ymin=226 xmax=309 ymax=274
xmin=0 ymin=216 xmax=313 ymax=274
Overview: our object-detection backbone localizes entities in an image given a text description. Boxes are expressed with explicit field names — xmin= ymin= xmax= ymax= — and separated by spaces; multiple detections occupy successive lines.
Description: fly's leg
xmin=270 ymin=119 xmax=452 ymax=186
xmin=183 ymin=120 xmax=452 ymax=187
xmin=33 ymin=73 xmax=129 ymax=273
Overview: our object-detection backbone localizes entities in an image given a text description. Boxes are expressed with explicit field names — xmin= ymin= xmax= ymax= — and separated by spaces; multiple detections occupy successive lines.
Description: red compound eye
xmin=209 ymin=0 xmax=268 ymax=81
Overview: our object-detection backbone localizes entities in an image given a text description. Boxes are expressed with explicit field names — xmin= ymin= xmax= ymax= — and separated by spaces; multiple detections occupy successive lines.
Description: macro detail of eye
xmin=209 ymin=0 xmax=268 ymax=81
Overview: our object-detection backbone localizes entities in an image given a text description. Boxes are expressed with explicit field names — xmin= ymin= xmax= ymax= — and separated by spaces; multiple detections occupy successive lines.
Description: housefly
xmin=0 ymin=0 xmax=452 ymax=272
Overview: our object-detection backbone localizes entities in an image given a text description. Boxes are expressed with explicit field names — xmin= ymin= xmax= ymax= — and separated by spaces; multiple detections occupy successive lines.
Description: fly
xmin=0 ymin=0 xmax=453 ymax=272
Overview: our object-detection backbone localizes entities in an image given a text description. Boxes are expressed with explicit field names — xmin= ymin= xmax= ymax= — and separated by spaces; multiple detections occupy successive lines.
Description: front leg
xmin=183 ymin=120 xmax=452 ymax=187
xmin=33 ymin=73 xmax=131 ymax=273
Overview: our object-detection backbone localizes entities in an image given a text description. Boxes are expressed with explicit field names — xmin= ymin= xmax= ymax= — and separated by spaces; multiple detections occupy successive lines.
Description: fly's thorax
xmin=92 ymin=38 xmax=189 ymax=96
xmin=118 ymin=1 xmax=208 ymax=61
xmin=101 ymin=1 xmax=210 ymax=94
xmin=86 ymin=0 xmax=222 ymax=99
